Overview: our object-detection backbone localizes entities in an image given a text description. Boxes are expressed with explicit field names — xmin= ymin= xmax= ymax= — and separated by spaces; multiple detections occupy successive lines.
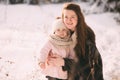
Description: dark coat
xmin=62 ymin=27 xmax=104 ymax=80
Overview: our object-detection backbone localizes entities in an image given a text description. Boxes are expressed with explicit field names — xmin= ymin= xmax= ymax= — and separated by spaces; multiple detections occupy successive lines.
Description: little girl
xmin=39 ymin=19 xmax=74 ymax=80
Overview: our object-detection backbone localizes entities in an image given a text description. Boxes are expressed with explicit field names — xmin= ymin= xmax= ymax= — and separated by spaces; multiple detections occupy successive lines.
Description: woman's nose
xmin=68 ymin=18 xmax=72 ymax=21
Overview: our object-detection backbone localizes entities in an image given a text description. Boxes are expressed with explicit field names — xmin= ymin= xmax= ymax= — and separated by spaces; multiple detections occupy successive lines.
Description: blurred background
xmin=0 ymin=0 xmax=120 ymax=80
xmin=0 ymin=0 xmax=120 ymax=22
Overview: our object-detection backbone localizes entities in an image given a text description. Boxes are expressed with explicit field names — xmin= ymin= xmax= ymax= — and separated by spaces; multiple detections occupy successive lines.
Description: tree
xmin=9 ymin=0 xmax=24 ymax=4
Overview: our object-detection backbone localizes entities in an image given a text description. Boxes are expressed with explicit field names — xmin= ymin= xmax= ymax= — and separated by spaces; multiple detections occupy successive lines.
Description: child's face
xmin=55 ymin=28 xmax=68 ymax=38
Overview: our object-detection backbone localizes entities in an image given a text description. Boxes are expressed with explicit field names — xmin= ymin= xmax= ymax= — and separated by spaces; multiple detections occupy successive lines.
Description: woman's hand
xmin=39 ymin=62 xmax=46 ymax=69
xmin=47 ymin=50 xmax=65 ymax=67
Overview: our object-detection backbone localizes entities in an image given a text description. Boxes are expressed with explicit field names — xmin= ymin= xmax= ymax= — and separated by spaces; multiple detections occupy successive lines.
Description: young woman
xmin=44 ymin=3 xmax=104 ymax=80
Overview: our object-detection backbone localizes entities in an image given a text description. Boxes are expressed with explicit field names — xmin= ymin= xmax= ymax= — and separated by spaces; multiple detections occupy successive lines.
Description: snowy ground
xmin=0 ymin=2 xmax=120 ymax=80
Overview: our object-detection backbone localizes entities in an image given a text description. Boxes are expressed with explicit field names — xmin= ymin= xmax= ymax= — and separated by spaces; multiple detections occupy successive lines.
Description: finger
xmin=47 ymin=61 xmax=55 ymax=66
xmin=52 ymin=54 xmax=61 ymax=58
xmin=50 ymin=57 xmax=57 ymax=60
xmin=48 ymin=49 xmax=53 ymax=56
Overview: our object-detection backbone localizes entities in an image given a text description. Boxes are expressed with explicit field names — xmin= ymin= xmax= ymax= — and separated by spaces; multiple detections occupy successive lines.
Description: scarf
xmin=49 ymin=34 xmax=73 ymax=47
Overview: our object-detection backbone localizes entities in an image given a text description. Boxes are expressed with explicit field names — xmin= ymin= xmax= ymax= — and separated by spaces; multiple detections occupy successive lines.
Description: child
xmin=39 ymin=19 xmax=74 ymax=80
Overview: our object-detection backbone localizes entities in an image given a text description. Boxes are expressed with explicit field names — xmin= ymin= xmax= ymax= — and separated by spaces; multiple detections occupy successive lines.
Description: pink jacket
xmin=39 ymin=40 xmax=74 ymax=79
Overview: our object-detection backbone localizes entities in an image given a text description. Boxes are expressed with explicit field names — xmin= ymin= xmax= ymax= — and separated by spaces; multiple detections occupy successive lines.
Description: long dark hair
xmin=62 ymin=3 xmax=94 ymax=57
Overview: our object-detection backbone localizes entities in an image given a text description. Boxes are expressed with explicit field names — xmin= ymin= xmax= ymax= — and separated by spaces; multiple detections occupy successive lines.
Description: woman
xmin=45 ymin=3 xmax=104 ymax=80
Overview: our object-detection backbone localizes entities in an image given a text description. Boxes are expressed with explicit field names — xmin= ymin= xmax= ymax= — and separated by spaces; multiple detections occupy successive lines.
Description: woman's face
xmin=63 ymin=9 xmax=78 ymax=31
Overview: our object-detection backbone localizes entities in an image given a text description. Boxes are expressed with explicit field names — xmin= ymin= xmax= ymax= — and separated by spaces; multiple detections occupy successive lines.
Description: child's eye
xmin=62 ymin=29 xmax=66 ymax=31
xmin=64 ymin=16 xmax=68 ymax=18
xmin=57 ymin=29 xmax=60 ymax=31
xmin=62 ymin=29 xmax=67 ymax=32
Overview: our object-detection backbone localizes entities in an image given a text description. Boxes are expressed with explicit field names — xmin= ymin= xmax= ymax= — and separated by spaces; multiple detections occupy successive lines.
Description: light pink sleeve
xmin=39 ymin=41 xmax=52 ymax=62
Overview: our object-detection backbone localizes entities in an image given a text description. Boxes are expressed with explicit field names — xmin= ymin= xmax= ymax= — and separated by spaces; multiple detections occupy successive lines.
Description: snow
xmin=0 ymin=2 xmax=120 ymax=80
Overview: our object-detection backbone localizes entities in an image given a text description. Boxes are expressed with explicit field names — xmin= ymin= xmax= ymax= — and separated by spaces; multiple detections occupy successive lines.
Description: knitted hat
xmin=52 ymin=19 xmax=69 ymax=34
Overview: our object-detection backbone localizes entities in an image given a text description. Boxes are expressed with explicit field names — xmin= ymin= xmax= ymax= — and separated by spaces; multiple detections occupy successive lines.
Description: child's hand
xmin=48 ymin=56 xmax=64 ymax=67
xmin=39 ymin=62 xmax=46 ymax=69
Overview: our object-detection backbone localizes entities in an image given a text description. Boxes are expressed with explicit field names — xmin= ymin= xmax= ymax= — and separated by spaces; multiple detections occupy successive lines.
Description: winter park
xmin=0 ymin=0 xmax=120 ymax=80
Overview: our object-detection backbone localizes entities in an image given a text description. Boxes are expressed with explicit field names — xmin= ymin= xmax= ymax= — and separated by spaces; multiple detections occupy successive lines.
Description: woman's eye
xmin=71 ymin=16 xmax=76 ymax=19
xmin=72 ymin=17 xmax=74 ymax=18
